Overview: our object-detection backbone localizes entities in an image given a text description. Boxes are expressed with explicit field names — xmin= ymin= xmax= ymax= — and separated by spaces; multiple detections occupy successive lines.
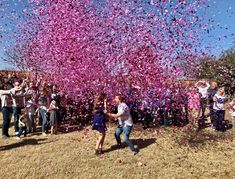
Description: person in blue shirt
xmin=92 ymin=93 xmax=107 ymax=155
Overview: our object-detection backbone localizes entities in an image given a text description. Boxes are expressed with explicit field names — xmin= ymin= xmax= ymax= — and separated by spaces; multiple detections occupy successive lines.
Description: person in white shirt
xmin=195 ymin=79 xmax=210 ymax=119
xmin=213 ymin=87 xmax=227 ymax=131
xmin=0 ymin=86 xmax=20 ymax=139
xmin=106 ymin=95 xmax=138 ymax=155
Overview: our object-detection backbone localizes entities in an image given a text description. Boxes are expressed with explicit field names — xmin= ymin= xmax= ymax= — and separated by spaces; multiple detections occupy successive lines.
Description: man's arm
xmin=107 ymin=113 xmax=122 ymax=119
xmin=106 ymin=105 xmax=125 ymax=119
xmin=11 ymin=89 xmax=25 ymax=97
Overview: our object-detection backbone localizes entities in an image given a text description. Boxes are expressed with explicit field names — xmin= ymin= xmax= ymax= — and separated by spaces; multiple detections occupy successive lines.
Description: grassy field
xmin=0 ymin=113 xmax=235 ymax=179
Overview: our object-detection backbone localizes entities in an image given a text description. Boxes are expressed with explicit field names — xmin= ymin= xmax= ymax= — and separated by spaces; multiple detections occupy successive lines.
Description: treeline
xmin=197 ymin=48 xmax=235 ymax=97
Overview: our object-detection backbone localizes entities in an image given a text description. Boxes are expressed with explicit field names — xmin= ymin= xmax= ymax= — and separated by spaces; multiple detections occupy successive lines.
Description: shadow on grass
xmin=103 ymin=138 xmax=156 ymax=153
xmin=177 ymin=126 xmax=234 ymax=148
xmin=0 ymin=138 xmax=50 ymax=151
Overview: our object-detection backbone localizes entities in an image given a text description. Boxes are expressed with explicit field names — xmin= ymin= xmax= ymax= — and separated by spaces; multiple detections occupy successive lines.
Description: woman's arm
xmin=21 ymin=79 xmax=28 ymax=88
xmin=104 ymin=99 xmax=107 ymax=111
xmin=35 ymin=107 xmax=39 ymax=114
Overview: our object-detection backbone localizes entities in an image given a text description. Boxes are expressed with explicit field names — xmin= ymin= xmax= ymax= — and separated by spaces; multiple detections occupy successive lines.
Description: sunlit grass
xmin=0 ymin=113 xmax=234 ymax=179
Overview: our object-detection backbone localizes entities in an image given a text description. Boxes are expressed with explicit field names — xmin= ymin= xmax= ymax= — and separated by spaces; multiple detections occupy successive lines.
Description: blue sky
xmin=0 ymin=0 xmax=234 ymax=70
xmin=201 ymin=0 xmax=235 ymax=56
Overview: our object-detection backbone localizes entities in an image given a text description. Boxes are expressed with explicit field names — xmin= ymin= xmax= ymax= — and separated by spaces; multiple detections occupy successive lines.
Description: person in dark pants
xmin=11 ymin=81 xmax=25 ymax=135
xmin=213 ymin=87 xmax=227 ymax=131
xmin=0 ymin=87 xmax=17 ymax=139
xmin=106 ymin=95 xmax=138 ymax=155
xmin=2 ymin=107 xmax=12 ymax=138
xmin=207 ymin=81 xmax=217 ymax=128
xmin=195 ymin=80 xmax=210 ymax=127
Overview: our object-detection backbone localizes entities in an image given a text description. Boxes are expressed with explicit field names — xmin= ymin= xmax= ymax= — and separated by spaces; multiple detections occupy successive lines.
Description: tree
xmin=198 ymin=48 xmax=235 ymax=96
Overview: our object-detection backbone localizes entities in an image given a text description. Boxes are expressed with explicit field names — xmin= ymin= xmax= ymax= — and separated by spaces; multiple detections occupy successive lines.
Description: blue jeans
xmin=13 ymin=107 xmax=21 ymax=132
xmin=17 ymin=126 xmax=27 ymax=137
xmin=40 ymin=108 xmax=48 ymax=133
xmin=2 ymin=107 xmax=12 ymax=136
xmin=115 ymin=125 xmax=135 ymax=152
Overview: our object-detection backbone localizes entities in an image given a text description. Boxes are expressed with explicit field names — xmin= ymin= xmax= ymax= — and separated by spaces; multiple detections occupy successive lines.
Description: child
xmin=92 ymin=94 xmax=107 ymax=155
xmin=48 ymin=100 xmax=59 ymax=135
xmin=16 ymin=109 xmax=27 ymax=139
xmin=229 ymin=99 xmax=235 ymax=130
xmin=213 ymin=87 xmax=227 ymax=131
xmin=187 ymin=87 xmax=200 ymax=122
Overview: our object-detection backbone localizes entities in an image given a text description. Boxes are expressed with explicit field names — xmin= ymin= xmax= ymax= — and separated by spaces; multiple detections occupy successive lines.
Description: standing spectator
xmin=25 ymin=81 xmax=40 ymax=104
xmin=11 ymin=81 xmax=25 ymax=135
xmin=48 ymin=100 xmax=59 ymax=135
xmin=39 ymin=88 xmax=50 ymax=135
xmin=25 ymin=95 xmax=37 ymax=133
xmin=50 ymin=85 xmax=60 ymax=102
xmin=140 ymin=99 xmax=151 ymax=129
xmin=195 ymin=79 xmax=210 ymax=119
xmin=0 ymin=86 xmax=17 ymax=139
xmin=50 ymin=85 xmax=62 ymax=124
xmin=213 ymin=87 xmax=227 ymax=131
xmin=162 ymin=88 xmax=171 ymax=127
xmin=207 ymin=81 xmax=218 ymax=128
xmin=187 ymin=87 xmax=200 ymax=122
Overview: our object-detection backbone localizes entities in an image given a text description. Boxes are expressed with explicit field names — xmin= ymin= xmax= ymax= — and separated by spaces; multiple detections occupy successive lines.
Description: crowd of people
xmin=0 ymin=72 xmax=68 ymax=139
xmin=0 ymin=72 xmax=234 ymax=154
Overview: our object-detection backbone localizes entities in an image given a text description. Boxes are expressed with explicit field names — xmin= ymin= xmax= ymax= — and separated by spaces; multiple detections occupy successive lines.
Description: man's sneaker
xmin=15 ymin=132 xmax=19 ymax=136
xmin=133 ymin=151 xmax=138 ymax=156
xmin=133 ymin=145 xmax=139 ymax=155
